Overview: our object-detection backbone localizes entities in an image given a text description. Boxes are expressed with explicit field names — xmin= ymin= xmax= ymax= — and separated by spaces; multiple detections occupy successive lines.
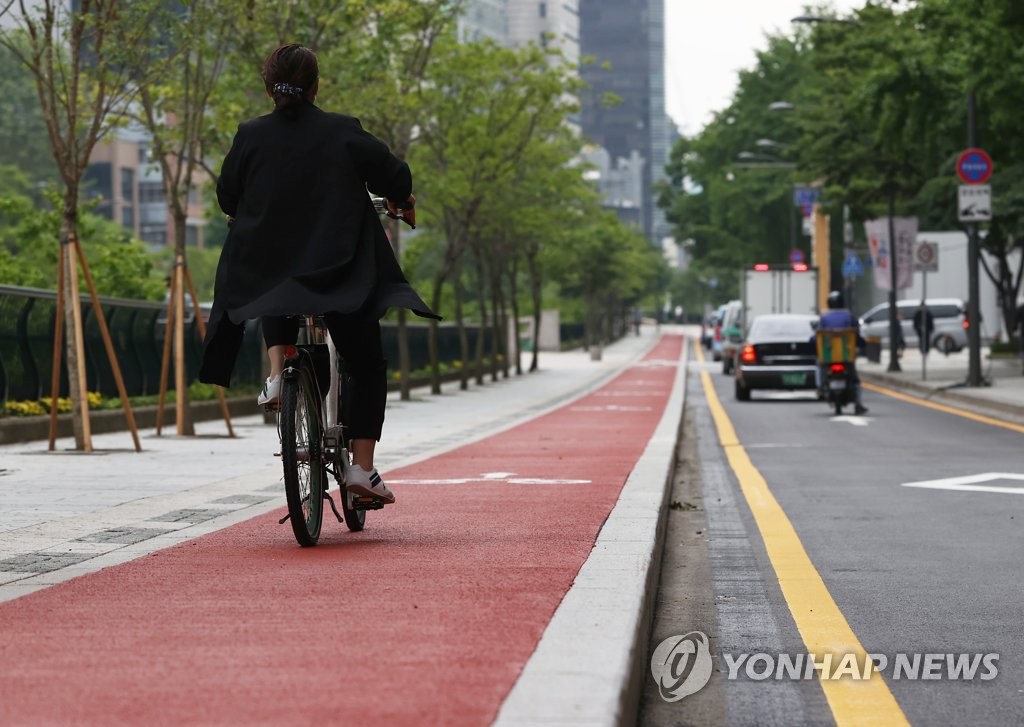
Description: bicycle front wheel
xmin=280 ymin=366 xmax=325 ymax=546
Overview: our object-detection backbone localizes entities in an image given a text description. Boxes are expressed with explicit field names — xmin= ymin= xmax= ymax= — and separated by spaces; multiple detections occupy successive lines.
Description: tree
xmin=323 ymin=0 xmax=464 ymax=399
xmin=910 ymin=0 xmax=1024 ymax=337
xmin=658 ymin=33 xmax=810 ymax=291
xmin=0 ymin=185 xmax=165 ymax=299
xmin=131 ymin=0 xmax=235 ymax=436
xmin=0 ymin=0 xmax=172 ymax=451
xmin=412 ymin=39 xmax=581 ymax=393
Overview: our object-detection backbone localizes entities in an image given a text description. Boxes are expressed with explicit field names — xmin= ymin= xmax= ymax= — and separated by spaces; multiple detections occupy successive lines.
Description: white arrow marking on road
xmin=831 ymin=415 xmax=870 ymax=426
xmin=902 ymin=472 xmax=1024 ymax=495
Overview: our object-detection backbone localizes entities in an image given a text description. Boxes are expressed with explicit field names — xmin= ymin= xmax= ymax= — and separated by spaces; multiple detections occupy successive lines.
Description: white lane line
xmin=388 ymin=473 xmax=591 ymax=485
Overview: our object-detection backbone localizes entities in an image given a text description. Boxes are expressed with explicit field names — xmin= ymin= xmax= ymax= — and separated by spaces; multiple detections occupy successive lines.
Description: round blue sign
xmin=789 ymin=248 xmax=805 ymax=264
xmin=956 ymin=148 xmax=993 ymax=184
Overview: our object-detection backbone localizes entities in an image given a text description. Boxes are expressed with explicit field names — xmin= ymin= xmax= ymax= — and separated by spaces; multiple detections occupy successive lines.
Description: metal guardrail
xmin=0 ymin=284 xmax=261 ymax=404
xmin=0 ymin=285 xmax=528 ymax=405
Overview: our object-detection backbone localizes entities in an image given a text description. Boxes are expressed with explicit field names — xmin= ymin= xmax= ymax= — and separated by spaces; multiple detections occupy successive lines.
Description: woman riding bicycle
xmin=198 ymin=43 xmax=438 ymax=505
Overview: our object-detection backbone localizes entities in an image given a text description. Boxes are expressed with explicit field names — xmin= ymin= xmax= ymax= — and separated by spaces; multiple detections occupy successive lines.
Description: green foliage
xmin=0 ymin=186 xmax=165 ymax=299
xmin=0 ymin=43 xmax=57 ymax=185
xmin=657 ymin=0 xmax=1024 ymax=333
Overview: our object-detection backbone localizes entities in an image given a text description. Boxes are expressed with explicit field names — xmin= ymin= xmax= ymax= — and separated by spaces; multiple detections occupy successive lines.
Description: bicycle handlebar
xmin=371 ymin=196 xmax=416 ymax=230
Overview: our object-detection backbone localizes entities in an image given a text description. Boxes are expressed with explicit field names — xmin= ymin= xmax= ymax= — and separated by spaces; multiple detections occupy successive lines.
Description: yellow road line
xmin=863 ymin=381 xmax=1024 ymax=434
xmin=694 ymin=337 xmax=706 ymax=364
xmin=701 ymin=370 xmax=909 ymax=726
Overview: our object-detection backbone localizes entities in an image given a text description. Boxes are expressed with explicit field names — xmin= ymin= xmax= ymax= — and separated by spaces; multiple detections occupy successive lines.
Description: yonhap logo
xmin=649 ymin=630 xmax=999 ymax=702
xmin=650 ymin=631 xmax=714 ymax=701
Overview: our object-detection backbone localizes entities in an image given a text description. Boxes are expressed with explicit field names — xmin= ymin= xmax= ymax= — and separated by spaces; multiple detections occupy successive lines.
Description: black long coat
xmin=198 ymin=101 xmax=437 ymax=387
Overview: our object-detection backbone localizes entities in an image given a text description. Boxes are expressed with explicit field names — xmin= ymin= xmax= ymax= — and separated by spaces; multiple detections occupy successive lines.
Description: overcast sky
xmin=665 ymin=0 xmax=862 ymax=136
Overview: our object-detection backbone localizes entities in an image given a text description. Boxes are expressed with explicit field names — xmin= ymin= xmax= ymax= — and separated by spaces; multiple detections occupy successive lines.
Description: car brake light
xmin=715 ymin=326 xmax=722 ymax=341
xmin=740 ymin=345 xmax=757 ymax=363
xmin=829 ymin=363 xmax=846 ymax=374
xmin=753 ymin=263 xmax=770 ymax=271
xmin=962 ymin=319 xmax=969 ymax=329
xmin=792 ymin=263 xmax=809 ymax=271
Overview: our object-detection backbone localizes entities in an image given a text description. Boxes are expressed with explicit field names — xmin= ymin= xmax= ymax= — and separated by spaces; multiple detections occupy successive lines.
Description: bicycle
xmin=273 ymin=196 xmax=414 ymax=546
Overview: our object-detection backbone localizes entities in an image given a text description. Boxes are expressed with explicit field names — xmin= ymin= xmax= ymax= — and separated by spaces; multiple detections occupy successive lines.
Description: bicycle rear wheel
xmin=280 ymin=365 xmax=325 ymax=546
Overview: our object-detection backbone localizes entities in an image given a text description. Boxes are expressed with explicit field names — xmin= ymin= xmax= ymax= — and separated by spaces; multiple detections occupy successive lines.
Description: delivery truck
xmin=741 ymin=263 xmax=819 ymax=331
xmin=720 ymin=264 xmax=820 ymax=373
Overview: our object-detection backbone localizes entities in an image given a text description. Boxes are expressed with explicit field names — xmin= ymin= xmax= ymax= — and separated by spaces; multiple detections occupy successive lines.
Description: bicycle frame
xmin=276 ymin=315 xmax=378 ymax=545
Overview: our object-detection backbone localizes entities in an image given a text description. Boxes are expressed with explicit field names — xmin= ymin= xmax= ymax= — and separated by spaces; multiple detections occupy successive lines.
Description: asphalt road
xmin=640 ymin=353 xmax=1023 ymax=726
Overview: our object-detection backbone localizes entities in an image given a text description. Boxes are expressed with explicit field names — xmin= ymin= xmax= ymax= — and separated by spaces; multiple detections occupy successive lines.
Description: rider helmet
xmin=827 ymin=290 xmax=844 ymax=309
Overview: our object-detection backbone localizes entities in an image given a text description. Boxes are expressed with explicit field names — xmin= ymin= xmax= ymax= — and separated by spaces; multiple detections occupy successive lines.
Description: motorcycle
xmin=816 ymin=329 xmax=858 ymax=415
xmin=821 ymin=361 xmax=855 ymax=415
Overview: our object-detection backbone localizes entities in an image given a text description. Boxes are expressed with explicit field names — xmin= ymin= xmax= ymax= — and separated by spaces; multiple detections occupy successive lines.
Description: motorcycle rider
xmin=817 ymin=290 xmax=868 ymax=415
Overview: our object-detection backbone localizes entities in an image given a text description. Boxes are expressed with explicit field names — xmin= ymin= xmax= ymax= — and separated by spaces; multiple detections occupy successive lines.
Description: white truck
xmin=720 ymin=264 xmax=820 ymax=373
xmin=741 ymin=264 xmax=820 ymax=332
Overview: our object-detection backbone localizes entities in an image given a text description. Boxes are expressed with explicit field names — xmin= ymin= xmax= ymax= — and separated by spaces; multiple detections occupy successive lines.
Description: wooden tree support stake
xmin=47 ymin=242 xmax=66 ymax=451
xmin=73 ymin=238 xmax=142 ymax=452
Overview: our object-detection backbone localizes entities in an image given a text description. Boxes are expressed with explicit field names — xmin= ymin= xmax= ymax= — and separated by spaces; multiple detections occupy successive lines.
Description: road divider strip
xmin=701 ymin=369 xmax=909 ymax=727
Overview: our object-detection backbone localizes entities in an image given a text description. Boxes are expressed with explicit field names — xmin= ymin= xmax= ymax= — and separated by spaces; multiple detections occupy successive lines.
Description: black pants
xmin=261 ymin=314 xmax=387 ymax=441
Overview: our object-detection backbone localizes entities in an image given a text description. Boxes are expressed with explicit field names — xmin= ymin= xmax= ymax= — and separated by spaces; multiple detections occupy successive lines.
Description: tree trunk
xmin=508 ymin=257 xmax=522 ymax=376
xmin=172 ymin=214 xmax=195 ymax=435
xmin=388 ymin=218 xmax=412 ymax=401
xmin=428 ymin=276 xmax=445 ymax=395
xmin=473 ymin=250 xmax=488 ymax=385
xmin=489 ymin=266 xmax=502 ymax=382
xmin=454 ymin=267 xmax=469 ymax=390
xmin=527 ymin=250 xmax=542 ymax=372
xmin=60 ymin=204 xmax=91 ymax=452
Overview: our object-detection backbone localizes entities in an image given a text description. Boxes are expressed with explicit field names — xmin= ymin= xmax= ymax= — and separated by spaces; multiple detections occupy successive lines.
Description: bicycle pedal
xmin=352 ymin=496 xmax=386 ymax=511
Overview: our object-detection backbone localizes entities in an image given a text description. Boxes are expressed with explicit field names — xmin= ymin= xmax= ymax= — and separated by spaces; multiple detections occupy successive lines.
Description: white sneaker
xmin=257 ymin=375 xmax=281 ymax=406
xmin=346 ymin=465 xmax=395 ymax=504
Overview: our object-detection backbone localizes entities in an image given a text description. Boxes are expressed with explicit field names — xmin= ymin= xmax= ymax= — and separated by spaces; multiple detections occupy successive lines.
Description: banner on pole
xmin=864 ymin=217 xmax=917 ymax=290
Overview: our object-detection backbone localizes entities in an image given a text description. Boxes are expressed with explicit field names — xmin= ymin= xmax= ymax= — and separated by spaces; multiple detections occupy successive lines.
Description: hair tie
xmin=272 ymin=82 xmax=304 ymax=96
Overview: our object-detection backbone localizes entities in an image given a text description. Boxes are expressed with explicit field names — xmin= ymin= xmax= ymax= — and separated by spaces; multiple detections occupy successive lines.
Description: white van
xmin=859 ymin=298 xmax=967 ymax=353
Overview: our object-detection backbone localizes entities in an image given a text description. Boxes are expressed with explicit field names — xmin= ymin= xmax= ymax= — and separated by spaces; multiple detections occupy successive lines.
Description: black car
xmin=734 ymin=314 xmax=818 ymax=401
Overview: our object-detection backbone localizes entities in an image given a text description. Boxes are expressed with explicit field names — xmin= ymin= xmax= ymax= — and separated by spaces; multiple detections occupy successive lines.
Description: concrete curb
xmin=861 ymin=371 xmax=1024 ymax=424
xmin=493 ymin=336 xmax=688 ymax=726
xmin=0 ymin=397 xmax=255 ymax=445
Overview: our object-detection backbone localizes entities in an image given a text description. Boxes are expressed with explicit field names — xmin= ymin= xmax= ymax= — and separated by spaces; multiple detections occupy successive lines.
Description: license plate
xmin=828 ymin=379 xmax=847 ymax=390
xmin=782 ymin=373 xmax=806 ymax=385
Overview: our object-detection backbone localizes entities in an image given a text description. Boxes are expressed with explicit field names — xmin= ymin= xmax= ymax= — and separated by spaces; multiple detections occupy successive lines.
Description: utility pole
xmin=966 ymin=92 xmax=983 ymax=386
xmin=887 ymin=188 xmax=901 ymax=372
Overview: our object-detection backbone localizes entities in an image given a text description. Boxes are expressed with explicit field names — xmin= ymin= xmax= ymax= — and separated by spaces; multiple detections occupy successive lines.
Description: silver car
xmin=859 ymin=298 xmax=967 ymax=353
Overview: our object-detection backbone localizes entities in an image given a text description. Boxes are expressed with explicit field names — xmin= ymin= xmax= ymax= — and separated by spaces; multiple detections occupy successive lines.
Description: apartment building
xmin=85 ymin=126 xmax=207 ymax=251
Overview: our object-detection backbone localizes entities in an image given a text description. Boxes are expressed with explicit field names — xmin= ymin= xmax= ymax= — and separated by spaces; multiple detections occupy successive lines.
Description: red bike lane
xmin=0 ymin=334 xmax=683 ymax=726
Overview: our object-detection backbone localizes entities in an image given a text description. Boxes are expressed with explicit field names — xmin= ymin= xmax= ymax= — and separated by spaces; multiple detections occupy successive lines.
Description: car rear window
xmin=750 ymin=317 xmax=814 ymax=340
